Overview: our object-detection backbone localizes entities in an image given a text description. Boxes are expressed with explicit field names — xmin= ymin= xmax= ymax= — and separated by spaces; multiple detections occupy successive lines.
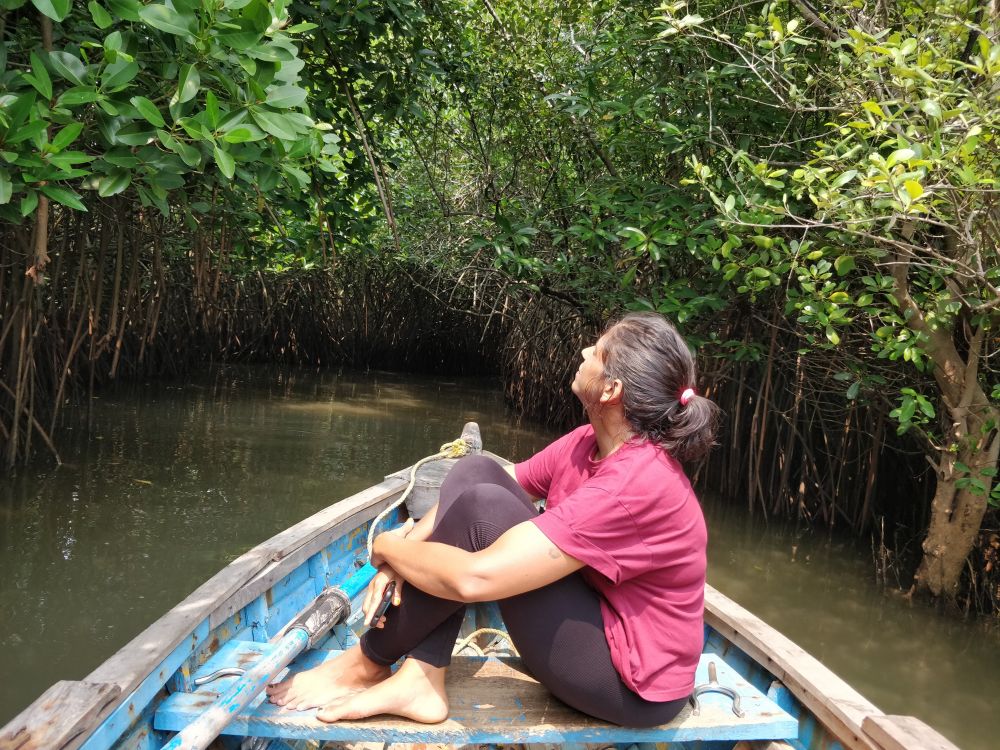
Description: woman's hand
xmin=363 ymin=565 xmax=404 ymax=628
xmin=370 ymin=518 xmax=415 ymax=568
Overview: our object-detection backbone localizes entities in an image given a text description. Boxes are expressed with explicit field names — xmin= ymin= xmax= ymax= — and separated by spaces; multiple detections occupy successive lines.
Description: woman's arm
xmin=372 ymin=521 xmax=584 ymax=602
xmin=504 ymin=463 xmax=540 ymax=501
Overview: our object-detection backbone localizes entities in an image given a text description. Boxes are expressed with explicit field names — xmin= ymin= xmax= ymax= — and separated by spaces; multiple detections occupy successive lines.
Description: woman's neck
xmin=588 ymin=407 xmax=633 ymax=460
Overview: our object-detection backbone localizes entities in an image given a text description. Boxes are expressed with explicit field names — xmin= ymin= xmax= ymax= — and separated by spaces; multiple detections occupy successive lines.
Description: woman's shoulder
xmin=599 ymin=439 xmax=693 ymax=497
xmin=549 ymin=424 xmax=596 ymax=458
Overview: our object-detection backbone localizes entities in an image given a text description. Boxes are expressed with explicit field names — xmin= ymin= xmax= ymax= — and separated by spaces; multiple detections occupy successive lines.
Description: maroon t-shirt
xmin=515 ymin=425 xmax=706 ymax=701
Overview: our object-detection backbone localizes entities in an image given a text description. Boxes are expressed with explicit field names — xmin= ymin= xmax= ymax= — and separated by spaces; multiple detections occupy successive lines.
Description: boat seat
xmin=155 ymin=641 xmax=798 ymax=745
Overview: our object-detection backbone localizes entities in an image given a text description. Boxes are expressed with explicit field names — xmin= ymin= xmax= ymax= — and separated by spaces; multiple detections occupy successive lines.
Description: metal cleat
xmin=689 ymin=660 xmax=745 ymax=718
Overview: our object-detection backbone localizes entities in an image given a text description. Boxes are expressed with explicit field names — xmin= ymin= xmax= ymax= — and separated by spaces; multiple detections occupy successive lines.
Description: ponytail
xmin=601 ymin=313 xmax=720 ymax=462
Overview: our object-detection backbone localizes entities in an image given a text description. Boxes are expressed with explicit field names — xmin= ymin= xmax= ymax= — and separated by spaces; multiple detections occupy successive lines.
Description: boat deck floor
xmin=156 ymin=642 xmax=797 ymax=745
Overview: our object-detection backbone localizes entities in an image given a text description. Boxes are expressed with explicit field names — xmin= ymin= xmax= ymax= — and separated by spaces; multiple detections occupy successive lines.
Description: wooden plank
xmin=79 ymin=618 xmax=212 ymax=750
xmin=862 ymin=715 xmax=960 ymax=750
xmin=156 ymin=643 xmax=797 ymax=745
xmin=0 ymin=681 xmax=120 ymax=750
xmin=704 ymin=585 xmax=883 ymax=750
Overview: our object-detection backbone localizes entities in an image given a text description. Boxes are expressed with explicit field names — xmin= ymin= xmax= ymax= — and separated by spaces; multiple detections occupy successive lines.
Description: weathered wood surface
xmin=861 ymin=715 xmax=960 ymax=750
xmin=704 ymin=585 xmax=883 ymax=750
xmin=156 ymin=642 xmax=797 ymax=744
xmin=0 ymin=681 xmax=120 ymax=750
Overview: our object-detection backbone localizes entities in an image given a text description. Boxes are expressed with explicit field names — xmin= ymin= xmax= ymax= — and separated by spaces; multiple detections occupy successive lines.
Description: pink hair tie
xmin=679 ymin=387 xmax=696 ymax=406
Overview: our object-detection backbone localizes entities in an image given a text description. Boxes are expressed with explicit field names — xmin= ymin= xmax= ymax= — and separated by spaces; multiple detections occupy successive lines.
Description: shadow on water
xmin=0 ymin=365 xmax=997 ymax=750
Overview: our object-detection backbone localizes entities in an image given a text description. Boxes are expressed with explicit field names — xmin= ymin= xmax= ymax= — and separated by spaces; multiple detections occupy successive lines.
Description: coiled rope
xmin=364 ymin=432 xmax=519 ymax=657
xmin=453 ymin=627 xmax=519 ymax=657
xmin=366 ymin=437 xmax=473 ymax=558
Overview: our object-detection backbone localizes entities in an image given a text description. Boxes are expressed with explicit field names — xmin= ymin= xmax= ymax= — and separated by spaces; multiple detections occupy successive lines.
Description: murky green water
xmin=1 ymin=366 xmax=996 ymax=749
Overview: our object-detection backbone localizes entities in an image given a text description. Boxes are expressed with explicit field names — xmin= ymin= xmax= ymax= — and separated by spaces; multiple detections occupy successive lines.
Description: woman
xmin=266 ymin=312 xmax=719 ymax=726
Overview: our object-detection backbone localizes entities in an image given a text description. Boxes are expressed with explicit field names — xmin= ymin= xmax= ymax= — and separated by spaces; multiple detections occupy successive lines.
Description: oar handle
xmin=161 ymin=627 xmax=309 ymax=750
xmin=161 ymin=563 xmax=379 ymax=750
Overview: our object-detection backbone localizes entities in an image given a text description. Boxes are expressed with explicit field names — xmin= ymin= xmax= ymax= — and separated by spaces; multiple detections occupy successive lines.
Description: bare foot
xmin=265 ymin=644 xmax=390 ymax=711
xmin=317 ymin=658 xmax=448 ymax=724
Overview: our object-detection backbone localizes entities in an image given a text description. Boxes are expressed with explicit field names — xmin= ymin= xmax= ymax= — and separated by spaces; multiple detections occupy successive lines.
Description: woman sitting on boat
xmin=266 ymin=311 xmax=719 ymax=727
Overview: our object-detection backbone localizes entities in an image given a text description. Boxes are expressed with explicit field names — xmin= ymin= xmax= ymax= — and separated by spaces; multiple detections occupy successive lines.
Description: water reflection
xmin=0 ymin=366 xmax=556 ymax=726
xmin=0 ymin=366 xmax=996 ymax=750
xmin=703 ymin=500 xmax=1000 ymax=749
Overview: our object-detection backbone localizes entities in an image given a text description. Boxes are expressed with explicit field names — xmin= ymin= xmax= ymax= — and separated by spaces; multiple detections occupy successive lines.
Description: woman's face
xmin=571 ymin=336 xmax=608 ymax=404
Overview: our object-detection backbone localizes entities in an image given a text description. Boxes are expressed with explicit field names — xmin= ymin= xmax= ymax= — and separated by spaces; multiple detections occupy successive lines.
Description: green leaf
xmin=102 ymin=59 xmax=139 ymax=91
xmin=222 ymin=124 xmax=265 ymax=143
xmin=826 ymin=326 xmax=841 ymax=345
xmin=87 ymin=0 xmax=113 ymax=27
xmin=40 ymin=184 xmax=87 ymax=211
xmin=213 ymin=144 xmax=235 ymax=179
xmin=5 ymin=121 xmax=48 ymax=144
xmin=834 ymin=255 xmax=856 ymax=276
xmin=25 ymin=52 xmax=52 ymax=100
xmin=886 ymin=148 xmax=915 ymax=168
xmin=265 ymin=85 xmax=307 ymax=109
xmin=105 ymin=0 xmax=139 ymax=20
xmin=829 ymin=291 xmax=850 ymax=304
xmin=172 ymin=64 xmax=200 ymax=106
xmin=250 ymin=108 xmax=299 ymax=140
xmin=846 ymin=381 xmax=860 ymax=400
xmin=156 ymin=128 xmax=200 ymax=167
xmin=138 ymin=4 xmax=196 ymax=36
xmin=114 ymin=123 xmax=155 ymax=146
xmin=30 ymin=0 xmax=71 ymax=21
xmin=97 ymin=170 xmax=131 ymax=196
xmin=861 ymin=101 xmax=884 ymax=118
xmin=247 ymin=43 xmax=295 ymax=63
xmin=50 ymin=122 xmax=84 ymax=152
xmin=903 ymin=180 xmax=924 ymax=200
xmin=215 ymin=18 xmax=262 ymax=50
xmin=831 ymin=170 xmax=858 ymax=189
xmin=57 ymin=86 xmax=99 ymax=106
xmin=20 ymin=190 xmax=38 ymax=216
xmin=103 ymin=29 xmax=123 ymax=52
xmin=919 ymin=99 xmax=941 ymax=118
xmin=205 ymin=90 xmax=220 ymax=129
xmin=0 ymin=169 xmax=11 ymax=204
xmin=48 ymin=51 xmax=88 ymax=86
xmin=130 ymin=96 xmax=165 ymax=127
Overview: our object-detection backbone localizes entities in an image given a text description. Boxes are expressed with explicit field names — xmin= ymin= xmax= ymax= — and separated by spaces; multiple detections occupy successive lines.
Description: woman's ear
xmin=600 ymin=378 xmax=624 ymax=406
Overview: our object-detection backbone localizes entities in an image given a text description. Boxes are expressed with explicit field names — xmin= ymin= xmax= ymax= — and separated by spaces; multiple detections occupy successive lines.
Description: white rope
xmin=453 ymin=627 xmax=519 ymax=657
xmin=366 ymin=437 xmax=472 ymax=559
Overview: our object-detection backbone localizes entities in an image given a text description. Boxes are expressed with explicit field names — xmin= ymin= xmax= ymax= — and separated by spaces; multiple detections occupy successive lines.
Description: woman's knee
xmin=451 ymin=482 xmax=534 ymax=523
xmin=442 ymin=455 xmax=514 ymax=494
xmin=432 ymin=482 xmax=535 ymax=544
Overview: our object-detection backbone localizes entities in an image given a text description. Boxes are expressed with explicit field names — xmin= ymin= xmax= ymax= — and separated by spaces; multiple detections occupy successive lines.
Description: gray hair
xmin=601 ymin=312 xmax=719 ymax=462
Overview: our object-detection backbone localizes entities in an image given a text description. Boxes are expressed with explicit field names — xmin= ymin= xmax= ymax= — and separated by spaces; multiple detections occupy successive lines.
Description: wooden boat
xmin=0 ymin=424 xmax=959 ymax=750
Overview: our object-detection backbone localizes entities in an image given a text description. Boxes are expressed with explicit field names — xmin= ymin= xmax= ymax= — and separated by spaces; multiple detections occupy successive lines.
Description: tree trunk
xmin=892 ymin=254 xmax=1000 ymax=598
xmin=915 ymin=423 xmax=1000 ymax=596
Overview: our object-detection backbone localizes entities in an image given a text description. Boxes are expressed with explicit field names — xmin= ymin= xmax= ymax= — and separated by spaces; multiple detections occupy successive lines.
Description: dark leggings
xmin=359 ymin=455 xmax=688 ymax=727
